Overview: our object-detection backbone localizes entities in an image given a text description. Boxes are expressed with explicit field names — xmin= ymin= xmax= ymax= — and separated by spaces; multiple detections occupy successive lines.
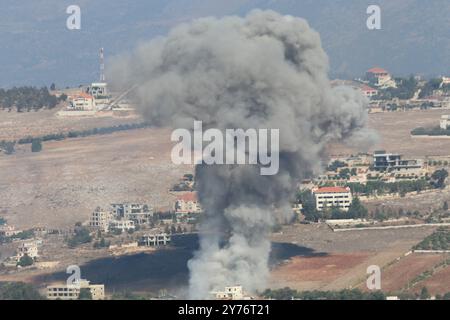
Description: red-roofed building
xmin=366 ymin=67 xmax=396 ymax=88
xmin=360 ymin=84 xmax=378 ymax=98
xmin=69 ymin=92 xmax=96 ymax=111
xmin=312 ymin=186 xmax=352 ymax=211
xmin=175 ymin=192 xmax=202 ymax=214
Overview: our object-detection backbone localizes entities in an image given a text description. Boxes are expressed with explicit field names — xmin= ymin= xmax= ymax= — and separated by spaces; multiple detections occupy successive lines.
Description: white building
xmin=175 ymin=192 xmax=202 ymax=214
xmin=0 ymin=225 xmax=21 ymax=237
xmin=440 ymin=115 xmax=450 ymax=130
xmin=17 ymin=241 xmax=39 ymax=259
xmin=47 ymin=279 xmax=105 ymax=300
xmin=313 ymin=186 xmax=353 ymax=211
xmin=139 ymin=233 xmax=171 ymax=247
xmin=366 ymin=67 xmax=396 ymax=88
xmin=109 ymin=219 xmax=135 ymax=232
xmin=212 ymin=286 xmax=249 ymax=300
xmin=69 ymin=92 xmax=96 ymax=111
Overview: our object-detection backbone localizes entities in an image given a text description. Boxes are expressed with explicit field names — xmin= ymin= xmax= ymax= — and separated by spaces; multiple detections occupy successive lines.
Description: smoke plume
xmin=109 ymin=10 xmax=374 ymax=299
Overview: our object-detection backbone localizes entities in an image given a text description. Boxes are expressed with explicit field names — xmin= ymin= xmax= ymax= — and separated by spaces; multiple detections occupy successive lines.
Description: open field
xmin=363 ymin=252 xmax=447 ymax=293
xmin=413 ymin=264 xmax=450 ymax=295
xmin=269 ymin=224 xmax=436 ymax=292
xmin=330 ymin=109 xmax=450 ymax=157
xmin=0 ymin=127 xmax=192 ymax=229
xmin=0 ymin=108 xmax=141 ymax=141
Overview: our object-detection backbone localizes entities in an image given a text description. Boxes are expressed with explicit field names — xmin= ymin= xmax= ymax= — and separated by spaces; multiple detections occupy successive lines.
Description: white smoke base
xmin=108 ymin=10 xmax=376 ymax=299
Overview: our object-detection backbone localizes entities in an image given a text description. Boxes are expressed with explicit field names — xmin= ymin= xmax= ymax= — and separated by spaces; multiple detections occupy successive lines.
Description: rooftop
xmin=314 ymin=186 xmax=350 ymax=194
xmin=367 ymin=67 xmax=389 ymax=74
xmin=177 ymin=192 xmax=198 ymax=202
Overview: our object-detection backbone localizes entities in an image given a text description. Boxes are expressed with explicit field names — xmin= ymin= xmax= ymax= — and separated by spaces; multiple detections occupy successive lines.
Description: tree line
xmin=0 ymin=86 xmax=65 ymax=112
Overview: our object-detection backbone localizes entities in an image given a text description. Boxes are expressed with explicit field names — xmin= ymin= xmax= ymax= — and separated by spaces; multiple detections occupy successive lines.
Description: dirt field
xmin=364 ymin=253 xmax=447 ymax=293
xmin=269 ymin=224 xmax=436 ymax=292
xmin=0 ymin=127 xmax=192 ymax=229
xmin=0 ymin=108 xmax=141 ymax=141
xmin=330 ymin=108 xmax=450 ymax=157
xmin=414 ymin=264 xmax=450 ymax=295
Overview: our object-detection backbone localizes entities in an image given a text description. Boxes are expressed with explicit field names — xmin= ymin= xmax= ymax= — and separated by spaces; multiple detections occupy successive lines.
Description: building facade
xmin=17 ymin=241 xmax=39 ymax=259
xmin=373 ymin=150 xmax=422 ymax=172
xmin=313 ymin=186 xmax=353 ymax=211
xmin=89 ymin=208 xmax=114 ymax=232
xmin=47 ymin=279 xmax=105 ymax=300
xmin=175 ymin=192 xmax=202 ymax=214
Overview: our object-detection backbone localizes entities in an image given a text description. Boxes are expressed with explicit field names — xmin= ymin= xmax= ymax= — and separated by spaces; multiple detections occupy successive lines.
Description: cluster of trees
xmin=0 ymin=140 xmax=15 ymax=154
xmin=262 ymin=287 xmax=385 ymax=300
xmin=164 ymin=224 xmax=187 ymax=235
xmin=17 ymin=254 xmax=34 ymax=267
xmin=67 ymin=226 xmax=92 ymax=248
xmin=411 ymin=126 xmax=450 ymax=136
xmin=374 ymin=76 xmax=418 ymax=100
xmin=347 ymin=179 xmax=431 ymax=197
xmin=430 ymin=169 xmax=448 ymax=189
xmin=0 ymin=122 xmax=150 ymax=156
xmin=93 ymin=237 xmax=111 ymax=249
xmin=0 ymin=282 xmax=43 ymax=300
xmin=413 ymin=227 xmax=450 ymax=250
xmin=0 ymin=87 xmax=62 ymax=112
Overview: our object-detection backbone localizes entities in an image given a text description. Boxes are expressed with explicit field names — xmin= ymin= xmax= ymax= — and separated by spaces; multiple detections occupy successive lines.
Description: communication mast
xmin=99 ymin=47 xmax=106 ymax=82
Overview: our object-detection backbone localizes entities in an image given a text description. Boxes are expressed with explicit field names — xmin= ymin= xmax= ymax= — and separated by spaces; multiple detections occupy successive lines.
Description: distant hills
xmin=0 ymin=0 xmax=449 ymax=87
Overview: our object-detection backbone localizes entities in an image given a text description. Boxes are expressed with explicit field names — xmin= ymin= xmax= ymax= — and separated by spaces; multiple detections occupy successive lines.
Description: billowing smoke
xmin=109 ymin=10 xmax=374 ymax=299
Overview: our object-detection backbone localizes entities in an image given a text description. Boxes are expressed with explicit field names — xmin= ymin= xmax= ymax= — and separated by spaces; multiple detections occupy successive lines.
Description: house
xmin=175 ymin=192 xmax=202 ymax=214
xmin=366 ymin=67 xmax=396 ymax=88
xmin=46 ymin=279 xmax=105 ymax=300
xmin=89 ymin=208 xmax=114 ymax=232
xmin=312 ymin=186 xmax=352 ymax=211
xmin=360 ymin=84 xmax=378 ymax=98
xmin=211 ymin=286 xmax=250 ymax=300
xmin=69 ymin=92 xmax=96 ymax=111
xmin=111 ymin=203 xmax=153 ymax=225
xmin=139 ymin=233 xmax=171 ymax=247
xmin=17 ymin=241 xmax=39 ymax=259
xmin=109 ymin=219 xmax=135 ymax=232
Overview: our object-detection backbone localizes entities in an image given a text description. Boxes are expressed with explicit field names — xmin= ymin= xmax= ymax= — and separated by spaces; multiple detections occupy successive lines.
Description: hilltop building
xmin=89 ymin=207 xmax=114 ymax=232
xmin=372 ymin=150 xmax=422 ymax=173
xmin=46 ymin=279 xmax=105 ymax=300
xmin=17 ymin=241 xmax=39 ymax=259
xmin=211 ymin=286 xmax=252 ymax=300
xmin=175 ymin=192 xmax=202 ymax=214
xmin=312 ymin=186 xmax=352 ymax=211
xmin=366 ymin=67 xmax=396 ymax=88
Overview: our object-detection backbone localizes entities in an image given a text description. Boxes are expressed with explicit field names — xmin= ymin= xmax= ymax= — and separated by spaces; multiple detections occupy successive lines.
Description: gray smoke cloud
xmin=109 ymin=9 xmax=374 ymax=299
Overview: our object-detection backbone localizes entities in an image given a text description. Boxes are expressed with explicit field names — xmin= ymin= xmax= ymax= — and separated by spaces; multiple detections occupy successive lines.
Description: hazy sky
xmin=0 ymin=0 xmax=449 ymax=87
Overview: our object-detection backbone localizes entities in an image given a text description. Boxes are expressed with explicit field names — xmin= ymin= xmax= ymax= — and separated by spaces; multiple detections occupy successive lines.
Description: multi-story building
xmin=373 ymin=150 xmax=422 ymax=173
xmin=109 ymin=219 xmax=135 ymax=232
xmin=111 ymin=203 xmax=153 ymax=225
xmin=312 ymin=186 xmax=353 ymax=211
xmin=139 ymin=233 xmax=171 ymax=247
xmin=175 ymin=192 xmax=202 ymax=214
xmin=17 ymin=241 xmax=39 ymax=259
xmin=46 ymin=279 xmax=105 ymax=300
xmin=89 ymin=208 xmax=114 ymax=232
xmin=212 ymin=286 xmax=245 ymax=300
xmin=366 ymin=67 xmax=396 ymax=88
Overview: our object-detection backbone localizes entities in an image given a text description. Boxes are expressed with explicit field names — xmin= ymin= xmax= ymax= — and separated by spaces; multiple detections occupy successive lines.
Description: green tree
xmin=17 ymin=254 xmax=33 ymax=267
xmin=420 ymin=287 xmax=430 ymax=300
xmin=347 ymin=197 xmax=368 ymax=219
xmin=31 ymin=139 xmax=42 ymax=152
xmin=0 ymin=282 xmax=43 ymax=300
xmin=444 ymin=201 xmax=449 ymax=211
